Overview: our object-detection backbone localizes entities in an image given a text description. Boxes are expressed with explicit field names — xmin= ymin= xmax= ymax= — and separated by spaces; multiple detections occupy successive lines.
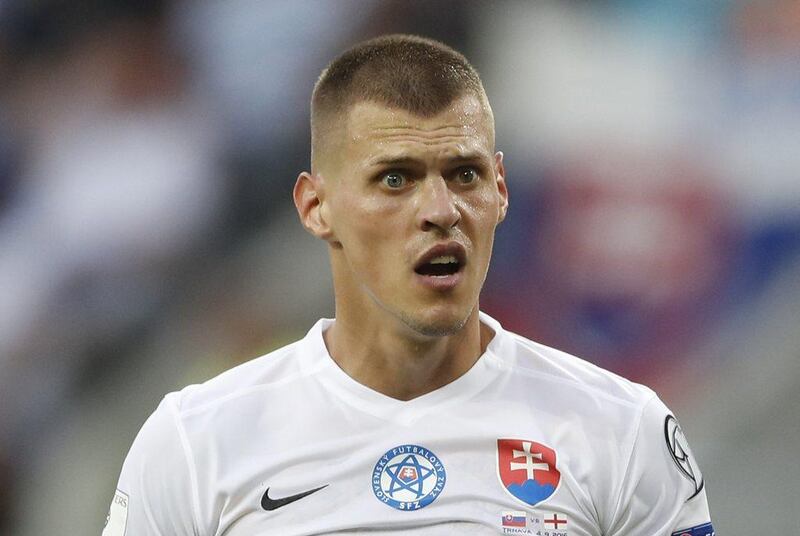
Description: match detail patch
xmin=102 ymin=489 xmax=129 ymax=536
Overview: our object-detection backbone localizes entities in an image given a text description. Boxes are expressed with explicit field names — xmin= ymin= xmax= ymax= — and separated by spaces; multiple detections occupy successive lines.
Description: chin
xmin=396 ymin=307 xmax=473 ymax=338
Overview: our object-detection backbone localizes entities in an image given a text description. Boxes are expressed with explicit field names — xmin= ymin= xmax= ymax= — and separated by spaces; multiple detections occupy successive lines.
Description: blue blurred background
xmin=1 ymin=1 xmax=798 ymax=534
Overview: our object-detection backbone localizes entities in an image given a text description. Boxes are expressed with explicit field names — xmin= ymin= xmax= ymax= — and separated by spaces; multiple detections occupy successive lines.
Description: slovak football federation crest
xmin=497 ymin=438 xmax=561 ymax=507
xmin=372 ymin=444 xmax=446 ymax=511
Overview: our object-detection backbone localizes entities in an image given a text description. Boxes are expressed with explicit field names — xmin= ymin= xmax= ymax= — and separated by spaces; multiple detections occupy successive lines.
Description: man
xmin=104 ymin=35 xmax=714 ymax=535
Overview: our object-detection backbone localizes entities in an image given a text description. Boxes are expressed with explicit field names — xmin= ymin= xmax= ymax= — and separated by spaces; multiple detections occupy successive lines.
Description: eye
xmin=382 ymin=172 xmax=407 ymax=189
xmin=456 ymin=167 xmax=478 ymax=184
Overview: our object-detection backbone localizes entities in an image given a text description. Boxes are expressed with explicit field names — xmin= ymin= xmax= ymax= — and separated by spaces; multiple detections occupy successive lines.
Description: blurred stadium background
xmin=1 ymin=0 xmax=798 ymax=534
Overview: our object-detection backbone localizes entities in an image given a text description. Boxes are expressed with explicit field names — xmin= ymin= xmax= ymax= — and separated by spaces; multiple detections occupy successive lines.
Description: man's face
xmin=316 ymin=95 xmax=508 ymax=336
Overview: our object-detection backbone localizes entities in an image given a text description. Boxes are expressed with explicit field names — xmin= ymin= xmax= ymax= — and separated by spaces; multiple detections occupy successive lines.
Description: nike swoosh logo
xmin=261 ymin=484 xmax=329 ymax=511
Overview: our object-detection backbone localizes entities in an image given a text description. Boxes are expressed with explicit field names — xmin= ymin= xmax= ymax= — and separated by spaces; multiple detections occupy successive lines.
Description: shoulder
xmin=498 ymin=326 xmax=656 ymax=410
xmin=167 ymin=320 xmax=329 ymax=419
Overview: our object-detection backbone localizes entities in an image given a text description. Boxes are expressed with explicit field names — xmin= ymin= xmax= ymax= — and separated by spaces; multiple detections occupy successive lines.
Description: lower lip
xmin=414 ymin=270 xmax=464 ymax=291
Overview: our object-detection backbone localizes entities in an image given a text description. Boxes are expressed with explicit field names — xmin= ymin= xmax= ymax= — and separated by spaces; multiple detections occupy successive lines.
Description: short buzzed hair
xmin=310 ymin=34 xmax=492 ymax=168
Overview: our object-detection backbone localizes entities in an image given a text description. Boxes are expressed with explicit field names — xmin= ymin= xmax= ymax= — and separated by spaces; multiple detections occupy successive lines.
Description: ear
xmin=494 ymin=151 xmax=509 ymax=223
xmin=293 ymin=171 xmax=336 ymax=241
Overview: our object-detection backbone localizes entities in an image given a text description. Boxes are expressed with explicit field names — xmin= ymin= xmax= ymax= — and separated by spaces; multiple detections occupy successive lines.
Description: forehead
xmin=342 ymin=96 xmax=494 ymax=163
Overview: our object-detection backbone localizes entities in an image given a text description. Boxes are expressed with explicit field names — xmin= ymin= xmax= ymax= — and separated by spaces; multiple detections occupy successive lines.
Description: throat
xmin=322 ymin=317 xmax=483 ymax=401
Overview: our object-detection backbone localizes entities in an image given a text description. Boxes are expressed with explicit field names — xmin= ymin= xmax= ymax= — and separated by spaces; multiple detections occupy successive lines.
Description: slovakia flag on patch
xmin=497 ymin=439 xmax=561 ymax=507
xmin=671 ymin=522 xmax=714 ymax=536
xmin=501 ymin=511 xmax=527 ymax=527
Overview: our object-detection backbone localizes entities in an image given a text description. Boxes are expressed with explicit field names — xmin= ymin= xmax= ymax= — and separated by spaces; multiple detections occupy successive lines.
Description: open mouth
xmin=414 ymin=244 xmax=466 ymax=278
xmin=415 ymin=255 xmax=461 ymax=277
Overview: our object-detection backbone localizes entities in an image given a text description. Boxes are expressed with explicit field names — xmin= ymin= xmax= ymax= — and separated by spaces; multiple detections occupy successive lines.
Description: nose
xmin=417 ymin=176 xmax=461 ymax=232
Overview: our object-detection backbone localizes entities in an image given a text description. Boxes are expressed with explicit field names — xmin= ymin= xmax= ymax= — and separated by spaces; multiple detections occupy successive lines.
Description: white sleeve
xmin=102 ymin=394 xmax=199 ymax=536
xmin=607 ymin=396 xmax=714 ymax=536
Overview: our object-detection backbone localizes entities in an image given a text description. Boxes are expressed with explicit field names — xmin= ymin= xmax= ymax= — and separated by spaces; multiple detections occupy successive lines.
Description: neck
xmin=323 ymin=306 xmax=490 ymax=401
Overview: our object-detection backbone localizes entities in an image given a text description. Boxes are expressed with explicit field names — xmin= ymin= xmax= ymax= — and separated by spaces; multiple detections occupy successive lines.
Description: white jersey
xmin=103 ymin=312 xmax=713 ymax=536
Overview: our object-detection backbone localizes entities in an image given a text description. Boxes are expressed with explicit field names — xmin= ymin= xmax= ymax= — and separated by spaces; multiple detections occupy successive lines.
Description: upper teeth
xmin=430 ymin=255 xmax=457 ymax=264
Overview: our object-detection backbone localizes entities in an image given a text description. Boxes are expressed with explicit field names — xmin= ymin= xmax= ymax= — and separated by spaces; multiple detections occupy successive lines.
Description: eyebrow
xmin=367 ymin=152 xmax=490 ymax=168
xmin=368 ymin=156 xmax=420 ymax=168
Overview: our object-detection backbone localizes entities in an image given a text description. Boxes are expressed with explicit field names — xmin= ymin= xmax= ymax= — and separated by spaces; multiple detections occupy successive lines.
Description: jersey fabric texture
xmin=103 ymin=312 xmax=713 ymax=535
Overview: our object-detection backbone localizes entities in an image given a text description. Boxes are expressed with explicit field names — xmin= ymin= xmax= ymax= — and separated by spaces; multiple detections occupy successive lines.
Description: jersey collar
xmin=296 ymin=311 xmax=513 ymax=424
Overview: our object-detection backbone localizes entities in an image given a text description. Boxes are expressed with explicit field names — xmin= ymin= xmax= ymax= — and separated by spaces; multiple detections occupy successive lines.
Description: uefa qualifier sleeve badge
xmin=497 ymin=438 xmax=561 ymax=507
xmin=664 ymin=415 xmax=705 ymax=500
